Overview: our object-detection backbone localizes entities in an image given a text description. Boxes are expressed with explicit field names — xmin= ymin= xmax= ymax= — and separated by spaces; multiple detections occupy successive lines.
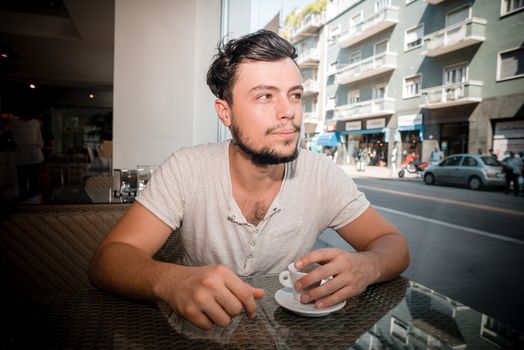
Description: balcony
xmin=302 ymin=79 xmax=320 ymax=97
xmin=296 ymin=48 xmax=320 ymax=67
xmin=326 ymin=98 xmax=336 ymax=111
xmin=421 ymin=81 xmax=482 ymax=109
xmin=290 ymin=13 xmax=324 ymax=42
xmin=334 ymin=98 xmax=395 ymax=120
xmin=335 ymin=52 xmax=397 ymax=85
xmin=303 ymin=112 xmax=321 ymax=124
xmin=337 ymin=6 xmax=398 ymax=48
xmin=326 ymin=0 xmax=362 ymax=22
xmin=422 ymin=18 xmax=486 ymax=57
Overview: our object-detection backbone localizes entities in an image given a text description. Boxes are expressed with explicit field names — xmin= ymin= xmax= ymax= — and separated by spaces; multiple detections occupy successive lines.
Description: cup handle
xmin=279 ymin=271 xmax=292 ymax=288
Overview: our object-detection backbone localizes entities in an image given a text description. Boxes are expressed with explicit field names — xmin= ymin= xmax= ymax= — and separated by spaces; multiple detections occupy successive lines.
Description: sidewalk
xmin=338 ymin=163 xmax=421 ymax=180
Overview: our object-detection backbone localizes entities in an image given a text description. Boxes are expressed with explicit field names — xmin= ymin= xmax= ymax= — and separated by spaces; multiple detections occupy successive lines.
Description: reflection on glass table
xmin=3 ymin=275 xmax=522 ymax=349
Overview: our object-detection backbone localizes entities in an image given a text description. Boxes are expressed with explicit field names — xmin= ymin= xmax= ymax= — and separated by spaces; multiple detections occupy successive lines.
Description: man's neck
xmin=228 ymin=142 xmax=285 ymax=192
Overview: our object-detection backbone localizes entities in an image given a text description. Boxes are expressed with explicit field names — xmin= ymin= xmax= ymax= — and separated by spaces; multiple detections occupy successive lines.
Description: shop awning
xmin=316 ymin=132 xmax=339 ymax=147
xmin=397 ymin=125 xmax=424 ymax=132
xmin=342 ymin=128 xmax=386 ymax=135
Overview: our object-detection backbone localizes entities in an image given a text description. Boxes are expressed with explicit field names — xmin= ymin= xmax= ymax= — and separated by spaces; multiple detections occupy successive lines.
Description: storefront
xmin=440 ymin=122 xmax=468 ymax=156
xmin=395 ymin=114 xmax=424 ymax=162
xmin=492 ymin=120 xmax=524 ymax=159
xmin=337 ymin=118 xmax=389 ymax=166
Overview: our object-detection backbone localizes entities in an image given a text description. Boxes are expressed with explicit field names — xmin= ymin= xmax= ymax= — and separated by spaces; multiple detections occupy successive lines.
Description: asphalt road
xmin=315 ymin=177 xmax=524 ymax=331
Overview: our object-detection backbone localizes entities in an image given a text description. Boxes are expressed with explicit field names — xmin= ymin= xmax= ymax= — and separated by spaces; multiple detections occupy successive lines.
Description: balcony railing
xmin=421 ymin=81 xmax=483 ymax=109
xmin=303 ymin=79 xmax=320 ymax=96
xmin=296 ymin=48 xmax=320 ymax=67
xmin=326 ymin=0 xmax=362 ymax=22
xmin=334 ymin=98 xmax=395 ymax=120
xmin=290 ymin=13 xmax=324 ymax=42
xmin=335 ymin=52 xmax=397 ymax=85
xmin=303 ymin=112 xmax=321 ymax=124
xmin=422 ymin=18 xmax=486 ymax=57
xmin=337 ymin=6 xmax=398 ymax=48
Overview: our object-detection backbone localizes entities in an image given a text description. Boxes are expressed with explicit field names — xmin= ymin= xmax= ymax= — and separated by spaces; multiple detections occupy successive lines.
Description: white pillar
xmin=113 ymin=0 xmax=221 ymax=169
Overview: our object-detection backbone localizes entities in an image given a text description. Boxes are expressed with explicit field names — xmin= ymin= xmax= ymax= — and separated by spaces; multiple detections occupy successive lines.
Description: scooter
xmin=398 ymin=153 xmax=429 ymax=178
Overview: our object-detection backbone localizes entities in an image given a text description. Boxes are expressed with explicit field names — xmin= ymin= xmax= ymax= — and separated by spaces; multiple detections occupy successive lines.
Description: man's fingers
xmin=226 ymin=280 xmax=260 ymax=319
xmin=314 ymin=285 xmax=353 ymax=309
xmin=299 ymin=273 xmax=345 ymax=303
xmin=252 ymin=287 xmax=266 ymax=299
xmin=214 ymin=288 xmax=244 ymax=318
xmin=200 ymin=300 xmax=233 ymax=328
xmin=295 ymin=248 xmax=340 ymax=269
xmin=181 ymin=305 xmax=215 ymax=330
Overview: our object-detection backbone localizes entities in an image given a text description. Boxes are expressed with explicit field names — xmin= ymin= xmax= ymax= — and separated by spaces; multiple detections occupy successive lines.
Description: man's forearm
xmin=88 ymin=242 xmax=179 ymax=301
xmin=361 ymin=233 xmax=410 ymax=284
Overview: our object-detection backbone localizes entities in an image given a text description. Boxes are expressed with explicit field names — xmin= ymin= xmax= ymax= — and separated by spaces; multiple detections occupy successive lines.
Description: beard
xmin=230 ymin=123 xmax=300 ymax=165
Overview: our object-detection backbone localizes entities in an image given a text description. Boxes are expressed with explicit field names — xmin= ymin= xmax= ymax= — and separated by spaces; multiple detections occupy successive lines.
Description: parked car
xmin=422 ymin=153 xmax=505 ymax=190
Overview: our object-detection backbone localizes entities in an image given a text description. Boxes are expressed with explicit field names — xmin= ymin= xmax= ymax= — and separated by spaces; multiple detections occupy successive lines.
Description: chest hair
xmin=238 ymin=199 xmax=269 ymax=226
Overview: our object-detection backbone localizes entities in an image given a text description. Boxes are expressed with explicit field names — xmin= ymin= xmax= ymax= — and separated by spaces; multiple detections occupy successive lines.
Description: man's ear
xmin=215 ymin=99 xmax=231 ymax=127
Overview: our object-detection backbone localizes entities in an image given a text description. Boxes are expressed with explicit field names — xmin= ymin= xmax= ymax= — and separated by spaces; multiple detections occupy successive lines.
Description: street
xmin=314 ymin=176 xmax=524 ymax=331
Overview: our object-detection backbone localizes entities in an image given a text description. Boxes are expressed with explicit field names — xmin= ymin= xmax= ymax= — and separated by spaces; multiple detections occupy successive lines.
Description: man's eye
xmin=291 ymin=93 xmax=302 ymax=100
xmin=257 ymin=94 xmax=271 ymax=101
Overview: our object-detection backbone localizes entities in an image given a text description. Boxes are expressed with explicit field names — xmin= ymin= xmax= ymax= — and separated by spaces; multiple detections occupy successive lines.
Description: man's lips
xmin=272 ymin=129 xmax=297 ymax=135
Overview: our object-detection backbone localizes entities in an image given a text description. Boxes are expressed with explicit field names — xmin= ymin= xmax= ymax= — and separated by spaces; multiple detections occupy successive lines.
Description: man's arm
xmin=293 ymin=206 xmax=409 ymax=308
xmin=88 ymin=202 xmax=265 ymax=329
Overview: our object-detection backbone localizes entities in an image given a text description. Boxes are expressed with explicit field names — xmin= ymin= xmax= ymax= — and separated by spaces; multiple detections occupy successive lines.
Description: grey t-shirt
xmin=137 ymin=141 xmax=370 ymax=276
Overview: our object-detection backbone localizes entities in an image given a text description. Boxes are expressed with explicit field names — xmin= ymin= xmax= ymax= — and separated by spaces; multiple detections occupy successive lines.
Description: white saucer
xmin=274 ymin=287 xmax=346 ymax=317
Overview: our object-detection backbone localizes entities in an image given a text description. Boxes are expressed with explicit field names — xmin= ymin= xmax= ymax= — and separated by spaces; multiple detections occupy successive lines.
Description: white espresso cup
xmin=279 ymin=262 xmax=323 ymax=302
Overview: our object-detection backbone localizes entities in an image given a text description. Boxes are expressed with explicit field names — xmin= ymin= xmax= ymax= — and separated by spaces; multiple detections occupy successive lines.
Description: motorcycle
xmin=398 ymin=153 xmax=429 ymax=178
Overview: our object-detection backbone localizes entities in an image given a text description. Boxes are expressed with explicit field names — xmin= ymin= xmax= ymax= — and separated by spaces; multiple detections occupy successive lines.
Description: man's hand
xmin=156 ymin=264 xmax=265 ymax=330
xmin=293 ymin=248 xmax=378 ymax=309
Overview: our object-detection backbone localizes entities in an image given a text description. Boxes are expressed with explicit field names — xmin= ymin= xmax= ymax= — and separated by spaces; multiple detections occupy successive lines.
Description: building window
xmin=404 ymin=24 xmax=424 ymax=51
xmin=501 ymin=0 xmax=524 ymax=16
xmin=446 ymin=5 xmax=470 ymax=27
xmin=403 ymin=75 xmax=421 ymax=98
xmin=374 ymin=84 xmax=386 ymax=99
xmin=444 ymin=63 xmax=467 ymax=84
xmin=350 ymin=12 xmax=363 ymax=27
xmin=350 ymin=51 xmax=361 ymax=64
xmin=348 ymin=90 xmax=360 ymax=104
xmin=497 ymin=46 xmax=524 ymax=81
xmin=328 ymin=24 xmax=341 ymax=45
xmin=375 ymin=39 xmax=388 ymax=55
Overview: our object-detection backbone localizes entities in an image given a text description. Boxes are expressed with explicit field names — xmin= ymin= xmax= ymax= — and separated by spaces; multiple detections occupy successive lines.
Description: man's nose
xmin=276 ymin=96 xmax=295 ymax=120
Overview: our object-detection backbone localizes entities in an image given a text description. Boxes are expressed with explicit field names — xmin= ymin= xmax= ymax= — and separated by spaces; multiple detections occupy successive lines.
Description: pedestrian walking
xmin=503 ymin=151 xmax=522 ymax=196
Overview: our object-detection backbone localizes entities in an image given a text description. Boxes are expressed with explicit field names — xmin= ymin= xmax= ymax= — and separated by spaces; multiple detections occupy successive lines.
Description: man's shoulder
xmin=171 ymin=142 xmax=226 ymax=158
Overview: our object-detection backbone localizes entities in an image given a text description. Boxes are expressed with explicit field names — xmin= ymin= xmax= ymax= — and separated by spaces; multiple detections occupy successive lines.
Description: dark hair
xmin=206 ymin=29 xmax=298 ymax=105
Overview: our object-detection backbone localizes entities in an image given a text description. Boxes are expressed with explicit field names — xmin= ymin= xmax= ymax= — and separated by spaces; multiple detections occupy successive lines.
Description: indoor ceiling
xmin=0 ymin=0 xmax=114 ymax=89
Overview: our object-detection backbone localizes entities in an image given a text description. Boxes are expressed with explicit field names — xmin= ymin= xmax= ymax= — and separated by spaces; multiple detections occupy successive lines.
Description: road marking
xmin=357 ymin=184 xmax=524 ymax=217
xmin=374 ymin=205 xmax=524 ymax=246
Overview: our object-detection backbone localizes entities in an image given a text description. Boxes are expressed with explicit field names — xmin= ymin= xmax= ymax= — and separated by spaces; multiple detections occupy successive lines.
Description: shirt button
xmin=231 ymin=215 xmax=235 ymax=220
xmin=247 ymin=254 xmax=253 ymax=259
xmin=254 ymin=228 xmax=258 ymax=233
xmin=250 ymin=241 xmax=256 ymax=246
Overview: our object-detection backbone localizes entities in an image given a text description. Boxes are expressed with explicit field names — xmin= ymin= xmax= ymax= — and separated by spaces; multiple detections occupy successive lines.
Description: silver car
xmin=423 ymin=153 xmax=505 ymax=190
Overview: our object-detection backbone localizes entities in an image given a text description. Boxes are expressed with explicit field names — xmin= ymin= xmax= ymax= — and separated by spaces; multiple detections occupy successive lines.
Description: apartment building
xmin=285 ymin=0 xmax=524 ymax=166
xmin=287 ymin=9 xmax=327 ymax=141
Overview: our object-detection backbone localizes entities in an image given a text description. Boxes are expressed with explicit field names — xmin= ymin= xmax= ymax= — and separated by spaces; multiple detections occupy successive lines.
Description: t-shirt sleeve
xmin=325 ymin=161 xmax=370 ymax=231
xmin=135 ymin=152 xmax=191 ymax=230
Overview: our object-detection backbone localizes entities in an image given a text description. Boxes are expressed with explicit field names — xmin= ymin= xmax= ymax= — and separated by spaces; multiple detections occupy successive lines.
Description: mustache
xmin=265 ymin=123 xmax=301 ymax=135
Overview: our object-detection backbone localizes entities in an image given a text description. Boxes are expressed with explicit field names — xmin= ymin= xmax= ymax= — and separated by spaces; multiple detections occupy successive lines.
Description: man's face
xmin=224 ymin=58 xmax=303 ymax=165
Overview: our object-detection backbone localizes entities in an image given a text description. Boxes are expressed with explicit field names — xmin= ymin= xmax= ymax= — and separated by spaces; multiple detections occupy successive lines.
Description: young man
xmin=89 ymin=30 xmax=409 ymax=330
